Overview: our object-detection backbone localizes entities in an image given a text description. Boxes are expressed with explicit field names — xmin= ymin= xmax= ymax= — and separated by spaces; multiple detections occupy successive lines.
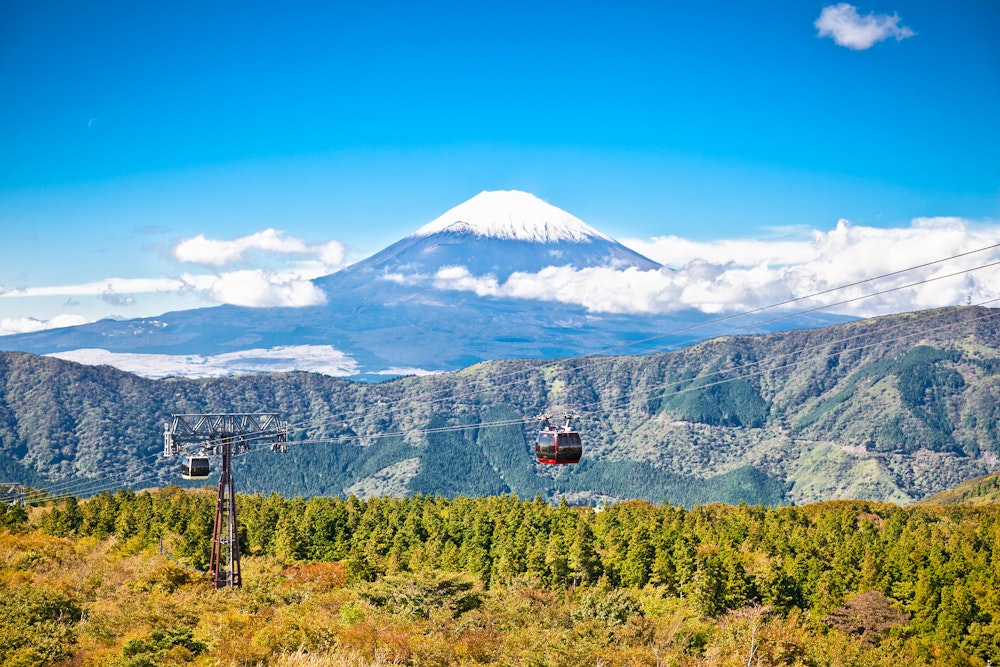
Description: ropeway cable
xmin=28 ymin=303 xmax=998 ymax=505
xmin=27 ymin=294 xmax=1000 ymax=504
xmin=275 ymin=255 xmax=1000 ymax=441
xmin=271 ymin=244 xmax=1000 ymax=441
xmin=283 ymin=300 xmax=1000 ymax=450
xmin=21 ymin=429 xmax=287 ymax=504
xmin=25 ymin=271 xmax=1000 ymax=503
xmin=576 ymin=298 xmax=1000 ymax=423
xmin=23 ymin=256 xmax=1000 ymax=503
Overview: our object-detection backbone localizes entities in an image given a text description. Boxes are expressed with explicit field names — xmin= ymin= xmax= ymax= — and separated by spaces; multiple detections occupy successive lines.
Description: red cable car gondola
xmin=535 ymin=415 xmax=582 ymax=465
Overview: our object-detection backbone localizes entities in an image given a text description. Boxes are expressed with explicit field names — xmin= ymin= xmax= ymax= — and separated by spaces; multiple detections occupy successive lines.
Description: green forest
xmin=2 ymin=487 xmax=998 ymax=666
xmin=2 ymin=306 xmax=1000 ymax=506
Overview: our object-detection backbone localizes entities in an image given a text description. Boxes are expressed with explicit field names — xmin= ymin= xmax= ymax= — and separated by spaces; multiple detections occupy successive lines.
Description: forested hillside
xmin=2 ymin=488 xmax=997 ymax=665
xmin=920 ymin=471 xmax=1000 ymax=506
xmin=1 ymin=306 xmax=998 ymax=505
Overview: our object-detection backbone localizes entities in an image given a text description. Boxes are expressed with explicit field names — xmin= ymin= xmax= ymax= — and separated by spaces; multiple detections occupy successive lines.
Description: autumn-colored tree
xmin=823 ymin=590 xmax=909 ymax=645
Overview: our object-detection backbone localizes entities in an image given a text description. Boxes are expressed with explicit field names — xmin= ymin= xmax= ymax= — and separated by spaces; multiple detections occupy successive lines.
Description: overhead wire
xmin=593 ymin=241 xmax=1000 ymax=357
xmin=29 ymin=298 xmax=998 ymax=504
xmin=20 ymin=448 xmax=168 ymax=504
xmin=283 ymin=298 xmax=1000 ymax=450
xmin=26 ymin=256 xmax=1000 ymax=502
xmin=22 ymin=425 xmax=302 ymax=505
xmin=578 ymin=298 xmax=1000 ymax=423
xmin=21 ymin=428 xmax=286 ymax=505
xmin=22 ymin=248 xmax=1000 ymax=503
xmin=271 ymin=246 xmax=1000 ymax=441
xmin=602 ymin=261 xmax=1000 ymax=389
xmin=24 ymin=448 xmax=180 ymax=505
xmin=27 ymin=467 xmax=165 ymax=505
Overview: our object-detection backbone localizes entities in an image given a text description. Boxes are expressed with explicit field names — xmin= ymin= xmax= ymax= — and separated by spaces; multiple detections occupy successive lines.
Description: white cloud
xmin=165 ymin=229 xmax=347 ymax=308
xmin=373 ymin=367 xmax=442 ymax=377
xmin=432 ymin=266 xmax=501 ymax=296
xmin=0 ymin=240 xmax=338 ymax=316
xmin=623 ymin=235 xmax=819 ymax=267
xmin=381 ymin=270 xmax=430 ymax=287
xmin=317 ymin=240 xmax=347 ymax=267
xmin=173 ymin=228 xmax=346 ymax=270
xmin=815 ymin=4 xmax=915 ymax=50
xmin=47 ymin=345 xmax=359 ymax=378
xmin=0 ymin=314 xmax=90 ymax=336
xmin=174 ymin=229 xmax=304 ymax=265
xmin=101 ymin=286 xmax=136 ymax=307
xmin=0 ymin=277 xmax=192 ymax=298
xmin=207 ymin=270 xmax=327 ymax=307
xmin=426 ymin=217 xmax=1000 ymax=318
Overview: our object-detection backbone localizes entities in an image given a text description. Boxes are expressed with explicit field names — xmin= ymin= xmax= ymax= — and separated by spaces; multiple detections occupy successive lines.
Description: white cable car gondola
xmin=181 ymin=456 xmax=211 ymax=480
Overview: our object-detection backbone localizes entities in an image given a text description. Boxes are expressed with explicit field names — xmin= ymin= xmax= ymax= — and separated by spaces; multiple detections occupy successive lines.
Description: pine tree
xmin=569 ymin=519 xmax=602 ymax=584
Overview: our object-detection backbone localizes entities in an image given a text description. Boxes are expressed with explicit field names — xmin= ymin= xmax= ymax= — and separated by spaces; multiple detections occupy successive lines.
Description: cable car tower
xmin=163 ymin=413 xmax=289 ymax=589
xmin=1 ymin=483 xmax=25 ymax=507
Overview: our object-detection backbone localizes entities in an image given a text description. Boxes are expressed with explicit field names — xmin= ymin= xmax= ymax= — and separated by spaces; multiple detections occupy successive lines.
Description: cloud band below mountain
xmin=426 ymin=217 xmax=1000 ymax=318
xmin=2 ymin=216 xmax=997 ymax=337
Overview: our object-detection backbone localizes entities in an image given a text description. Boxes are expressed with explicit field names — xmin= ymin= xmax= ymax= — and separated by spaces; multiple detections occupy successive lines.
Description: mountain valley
xmin=1 ymin=305 xmax=997 ymax=506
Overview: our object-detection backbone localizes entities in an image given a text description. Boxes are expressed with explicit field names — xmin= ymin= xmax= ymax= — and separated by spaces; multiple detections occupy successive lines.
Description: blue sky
xmin=1 ymin=1 xmax=999 ymax=334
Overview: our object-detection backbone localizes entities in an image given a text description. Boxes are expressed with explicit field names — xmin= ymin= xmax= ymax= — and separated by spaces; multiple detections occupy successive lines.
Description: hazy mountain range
xmin=0 ymin=190 xmax=849 ymax=380
xmin=2 ymin=305 xmax=997 ymax=506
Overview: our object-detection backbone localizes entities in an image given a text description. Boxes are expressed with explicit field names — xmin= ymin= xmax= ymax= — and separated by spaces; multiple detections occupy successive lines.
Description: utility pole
xmin=163 ymin=413 xmax=289 ymax=589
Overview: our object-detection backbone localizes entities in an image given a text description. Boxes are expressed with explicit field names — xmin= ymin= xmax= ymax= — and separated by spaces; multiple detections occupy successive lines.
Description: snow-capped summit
xmin=413 ymin=190 xmax=613 ymax=243
xmin=328 ymin=189 xmax=661 ymax=286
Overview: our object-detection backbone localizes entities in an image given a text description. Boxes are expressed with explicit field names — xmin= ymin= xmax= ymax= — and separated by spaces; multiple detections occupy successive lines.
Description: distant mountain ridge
xmin=0 ymin=190 xmax=847 ymax=379
xmin=1 ymin=306 xmax=997 ymax=506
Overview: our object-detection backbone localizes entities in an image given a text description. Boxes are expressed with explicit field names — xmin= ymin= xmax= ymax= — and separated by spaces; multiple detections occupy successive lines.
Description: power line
xmin=27 ymin=299 xmax=998 ymax=504
xmin=277 ymin=302 xmax=1000 ymax=449
xmin=273 ymin=251 xmax=1000 ymax=441
xmin=21 ymin=249 xmax=1000 ymax=503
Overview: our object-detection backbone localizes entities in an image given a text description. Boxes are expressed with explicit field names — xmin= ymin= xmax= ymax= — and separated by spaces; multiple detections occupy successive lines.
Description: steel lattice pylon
xmin=163 ymin=413 xmax=289 ymax=589
xmin=1 ymin=483 xmax=25 ymax=507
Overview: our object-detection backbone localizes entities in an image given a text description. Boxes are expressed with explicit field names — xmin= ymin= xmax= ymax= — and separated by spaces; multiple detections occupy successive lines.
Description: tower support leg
xmin=209 ymin=437 xmax=242 ymax=588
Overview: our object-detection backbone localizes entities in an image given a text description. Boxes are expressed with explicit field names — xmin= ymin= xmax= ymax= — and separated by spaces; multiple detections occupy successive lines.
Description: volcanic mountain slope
xmin=0 ymin=191 xmax=847 ymax=378
xmin=322 ymin=189 xmax=662 ymax=288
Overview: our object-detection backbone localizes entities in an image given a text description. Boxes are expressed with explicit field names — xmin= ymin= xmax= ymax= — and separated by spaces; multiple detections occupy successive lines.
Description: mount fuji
xmin=315 ymin=190 xmax=660 ymax=300
xmin=0 ymin=191 xmax=848 ymax=379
